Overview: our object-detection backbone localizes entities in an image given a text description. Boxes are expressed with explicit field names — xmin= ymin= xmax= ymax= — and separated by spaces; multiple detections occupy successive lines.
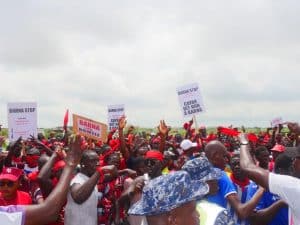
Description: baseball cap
xmin=128 ymin=171 xmax=208 ymax=216
xmin=145 ymin=150 xmax=164 ymax=162
xmin=0 ymin=167 xmax=23 ymax=182
xmin=271 ymin=144 xmax=285 ymax=153
xmin=182 ymin=157 xmax=222 ymax=182
xmin=180 ymin=139 xmax=197 ymax=151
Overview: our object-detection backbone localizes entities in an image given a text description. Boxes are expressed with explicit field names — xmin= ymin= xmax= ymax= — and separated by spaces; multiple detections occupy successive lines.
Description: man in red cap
xmin=269 ymin=144 xmax=285 ymax=172
xmin=144 ymin=150 xmax=164 ymax=179
xmin=0 ymin=167 xmax=32 ymax=206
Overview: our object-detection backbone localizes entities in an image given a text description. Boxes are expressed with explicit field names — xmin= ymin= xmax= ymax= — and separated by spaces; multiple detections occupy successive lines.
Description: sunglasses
xmin=0 ymin=180 xmax=15 ymax=187
xmin=145 ymin=159 xmax=158 ymax=166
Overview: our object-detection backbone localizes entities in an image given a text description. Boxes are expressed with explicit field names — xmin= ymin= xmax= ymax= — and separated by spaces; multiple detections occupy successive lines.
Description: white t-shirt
xmin=124 ymin=178 xmax=148 ymax=225
xmin=269 ymin=173 xmax=300 ymax=225
xmin=64 ymin=172 xmax=98 ymax=225
xmin=0 ymin=206 xmax=24 ymax=225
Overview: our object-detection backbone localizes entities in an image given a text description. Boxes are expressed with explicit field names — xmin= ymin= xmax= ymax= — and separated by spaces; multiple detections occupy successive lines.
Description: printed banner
xmin=73 ymin=114 xmax=107 ymax=142
xmin=177 ymin=83 xmax=205 ymax=118
xmin=7 ymin=102 xmax=38 ymax=141
xmin=108 ymin=104 xmax=125 ymax=131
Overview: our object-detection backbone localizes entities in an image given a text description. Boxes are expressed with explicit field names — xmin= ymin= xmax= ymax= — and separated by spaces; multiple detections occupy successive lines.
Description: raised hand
xmin=29 ymin=135 xmax=45 ymax=147
xmin=158 ymin=120 xmax=168 ymax=136
xmin=238 ymin=133 xmax=249 ymax=145
xmin=65 ymin=134 xmax=83 ymax=167
xmin=118 ymin=116 xmax=127 ymax=130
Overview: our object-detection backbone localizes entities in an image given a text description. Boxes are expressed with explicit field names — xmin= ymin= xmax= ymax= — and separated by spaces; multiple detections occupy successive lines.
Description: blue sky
xmin=1 ymin=1 xmax=299 ymax=128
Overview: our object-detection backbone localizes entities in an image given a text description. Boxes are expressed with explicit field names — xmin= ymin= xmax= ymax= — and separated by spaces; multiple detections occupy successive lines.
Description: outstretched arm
xmin=24 ymin=134 xmax=83 ymax=225
xmin=158 ymin=120 xmax=168 ymax=153
xmin=118 ymin=116 xmax=129 ymax=160
xmin=239 ymin=133 xmax=269 ymax=189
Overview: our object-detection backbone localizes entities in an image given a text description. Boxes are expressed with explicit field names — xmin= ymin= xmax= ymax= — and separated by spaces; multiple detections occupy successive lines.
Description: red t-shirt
xmin=0 ymin=191 xmax=32 ymax=206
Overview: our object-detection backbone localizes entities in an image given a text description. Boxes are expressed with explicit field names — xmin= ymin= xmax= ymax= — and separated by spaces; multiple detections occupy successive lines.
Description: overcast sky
xmin=1 ymin=1 xmax=300 ymax=128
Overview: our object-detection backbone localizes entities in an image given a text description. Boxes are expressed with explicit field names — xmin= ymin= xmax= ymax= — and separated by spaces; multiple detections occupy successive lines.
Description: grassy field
xmin=0 ymin=126 xmax=291 ymax=139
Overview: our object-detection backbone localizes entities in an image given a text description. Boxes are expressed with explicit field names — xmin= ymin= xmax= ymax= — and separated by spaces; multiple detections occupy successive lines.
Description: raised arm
xmin=118 ymin=116 xmax=130 ymax=160
xmin=158 ymin=120 xmax=168 ymax=153
xmin=24 ymin=134 xmax=83 ymax=225
xmin=37 ymin=152 xmax=59 ymax=197
xmin=239 ymin=133 xmax=269 ymax=189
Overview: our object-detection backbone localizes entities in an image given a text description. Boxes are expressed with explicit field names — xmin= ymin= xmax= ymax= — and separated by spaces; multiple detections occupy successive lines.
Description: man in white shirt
xmin=239 ymin=126 xmax=300 ymax=225
xmin=64 ymin=150 xmax=118 ymax=225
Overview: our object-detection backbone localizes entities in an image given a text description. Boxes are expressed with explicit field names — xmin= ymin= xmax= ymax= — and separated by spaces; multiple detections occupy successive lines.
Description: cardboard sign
xmin=271 ymin=117 xmax=283 ymax=127
xmin=107 ymin=104 xmax=125 ymax=131
xmin=73 ymin=114 xmax=107 ymax=142
xmin=7 ymin=102 xmax=38 ymax=141
xmin=177 ymin=83 xmax=205 ymax=118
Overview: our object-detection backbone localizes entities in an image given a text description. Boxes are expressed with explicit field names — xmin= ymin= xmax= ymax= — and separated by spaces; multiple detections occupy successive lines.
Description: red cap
xmin=52 ymin=160 xmax=66 ymax=172
xmin=145 ymin=150 xmax=164 ymax=162
xmin=0 ymin=167 xmax=23 ymax=182
xmin=271 ymin=144 xmax=285 ymax=153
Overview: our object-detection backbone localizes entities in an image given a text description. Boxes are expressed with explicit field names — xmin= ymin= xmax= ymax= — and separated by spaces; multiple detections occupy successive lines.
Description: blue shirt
xmin=246 ymin=182 xmax=288 ymax=225
xmin=230 ymin=177 xmax=251 ymax=225
xmin=207 ymin=171 xmax=237 ymax=208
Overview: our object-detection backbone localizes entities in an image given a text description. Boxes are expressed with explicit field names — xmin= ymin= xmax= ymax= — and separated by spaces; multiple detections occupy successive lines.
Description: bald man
xmin=204 ymin=140 xmax=264 ymax=224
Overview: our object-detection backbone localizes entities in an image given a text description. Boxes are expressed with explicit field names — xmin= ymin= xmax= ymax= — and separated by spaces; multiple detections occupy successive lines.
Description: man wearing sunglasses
xmin=0 ymin=167 xmax=32 ymax=206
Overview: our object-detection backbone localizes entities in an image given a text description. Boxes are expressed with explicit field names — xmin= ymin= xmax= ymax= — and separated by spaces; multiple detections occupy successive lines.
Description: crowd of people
xmin=0 ymin=117 xmax=299 ymax=225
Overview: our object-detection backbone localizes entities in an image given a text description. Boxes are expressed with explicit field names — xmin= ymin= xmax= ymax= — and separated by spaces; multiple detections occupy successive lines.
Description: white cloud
xmin=1 ymin=0 xmax=300 ymax=128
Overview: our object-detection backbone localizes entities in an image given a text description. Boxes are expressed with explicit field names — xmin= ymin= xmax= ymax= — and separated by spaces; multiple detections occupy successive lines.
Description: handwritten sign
xmin=177 ymin=83 xmax=205 ymax=118
xmin=107 ymin=104 xmax=125 ymax=131
xmin=73 ymin=114 xmax=107 ymax=142
xmin=7 ymin=102 xmax=38 ymax=141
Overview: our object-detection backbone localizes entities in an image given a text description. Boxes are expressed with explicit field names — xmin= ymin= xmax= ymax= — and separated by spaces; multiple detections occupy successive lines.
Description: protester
xmin=0 ymin=167 xmax=32 ymax=206
xmin=182 ymin=157 xmax=236 ymax=225
xmin=239 ymin=123 xmax=300 ymax=225
xmin=64 ymin=150 xmax=118 ymax=225
xmin=204 ymin=140 xmax=264 ymax=222
xmin=128 ymin=171 xmax=208 ymax=225
xmin=180 ymin=139 xmax=198 ymax=160
xmin=0 ymin=134 xmax=83 ymax=225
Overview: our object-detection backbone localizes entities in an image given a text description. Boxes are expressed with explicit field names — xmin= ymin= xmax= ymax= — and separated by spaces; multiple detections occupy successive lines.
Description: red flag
xmin=63 ymin=109 xmax=69 ymax=128
xmin=218 ymin=127 xmax=240 ymax=136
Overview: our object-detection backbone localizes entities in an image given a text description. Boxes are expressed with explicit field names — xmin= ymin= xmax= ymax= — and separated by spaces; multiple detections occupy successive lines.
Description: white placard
xmin=107 ymin=104 xmax=125 ymax=131
xmin=176 ymin=83 xmax=205 ymax=118
xmin=7 ymin=102 xmax=37 ymax=141
xmin=271 ymin=117 xmax=283 ymax=127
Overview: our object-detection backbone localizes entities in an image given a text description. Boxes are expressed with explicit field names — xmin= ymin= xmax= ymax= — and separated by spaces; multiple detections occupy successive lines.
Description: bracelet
xmin=240 ymin=142 xmax=249 ymax=145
